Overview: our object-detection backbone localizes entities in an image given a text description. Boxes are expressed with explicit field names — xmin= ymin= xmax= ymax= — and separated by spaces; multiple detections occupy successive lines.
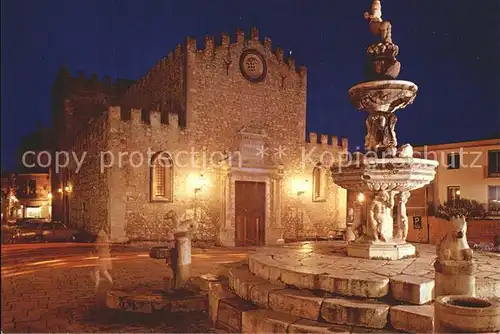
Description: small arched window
xmin=150 ymin=152 xmax=173 ymax=202
xmin=312 ymin=163 xmax=327 ymax=202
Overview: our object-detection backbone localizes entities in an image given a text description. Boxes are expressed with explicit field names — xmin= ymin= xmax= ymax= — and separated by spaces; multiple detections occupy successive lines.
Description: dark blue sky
xmin=2 ymin=0 xmax=499 ymax=171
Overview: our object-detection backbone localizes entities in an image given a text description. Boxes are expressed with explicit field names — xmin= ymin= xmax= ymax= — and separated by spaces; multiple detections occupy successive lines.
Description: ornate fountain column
xmin=331 ymin=0 xmax=438 ymax=260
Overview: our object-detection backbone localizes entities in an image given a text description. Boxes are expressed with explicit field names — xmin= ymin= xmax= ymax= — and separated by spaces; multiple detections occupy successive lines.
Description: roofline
xmin=413 ymin=138 xmax=500 ymax=151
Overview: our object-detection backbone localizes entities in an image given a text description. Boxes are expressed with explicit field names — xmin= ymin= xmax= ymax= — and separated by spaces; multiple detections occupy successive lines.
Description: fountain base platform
xmin=347 ymin=241 xmax=416 ymax=260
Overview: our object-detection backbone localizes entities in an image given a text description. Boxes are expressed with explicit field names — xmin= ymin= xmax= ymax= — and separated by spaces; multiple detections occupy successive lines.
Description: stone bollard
xmin=434 ymin=295 xmax=500 ymax=333
xmin=434 ymin=216 xmax=476 ymax=297
xmin=434 ymin=260 xmax=477 ymax=297
xmin=173 ymin=231 xmax=192 ymax=290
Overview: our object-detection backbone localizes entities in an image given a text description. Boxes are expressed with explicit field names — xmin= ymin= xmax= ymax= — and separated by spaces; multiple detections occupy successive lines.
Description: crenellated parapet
xmin=307 ymin=132 xmax=348 ymax=152
xmin=107 ymin=106 xmax=180 ymax=132
xmin=54 ymin=66 xmax=135 ymax=99
xmin=184 ymin=26 xmax=307 ymax=78
xmin=122 ymin=43 xmax=184 ymax=102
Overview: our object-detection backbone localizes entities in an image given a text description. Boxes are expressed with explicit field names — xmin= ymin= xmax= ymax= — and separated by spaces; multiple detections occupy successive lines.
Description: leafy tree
xmin=435 ymin=198 xmax=486 ymax=220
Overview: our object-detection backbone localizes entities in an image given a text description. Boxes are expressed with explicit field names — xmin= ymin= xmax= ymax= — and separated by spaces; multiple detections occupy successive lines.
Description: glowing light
xmin=456 ymin=190 xmax=460 ymax=196
xmin=10 ymin=195 xmax=18 ymax=202
xmin=47 ymin=193 xmax=53 ymax=199
xmin=292 ymin=179 xmax=309 ymax=195
xmin=26 ymin=259 xmax=64 ymax=266
xmin=189 ymin=173 xmax=208 ymax=192
xmin=58 ymin=188 xmax=63 ymax=193
xmin=357 ymin=193 xmax=365 ymax=203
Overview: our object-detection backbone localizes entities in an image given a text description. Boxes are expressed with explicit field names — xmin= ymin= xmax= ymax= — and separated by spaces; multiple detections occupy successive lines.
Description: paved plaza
xmin=2 ymin=241 xmax=500 ymax=333
xmin=1 ymin=243 xmax=247 ymax=332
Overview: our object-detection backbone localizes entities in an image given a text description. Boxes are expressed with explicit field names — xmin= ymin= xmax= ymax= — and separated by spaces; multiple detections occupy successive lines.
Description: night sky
xmin=2 ymin=0 xmax=499 ymax=171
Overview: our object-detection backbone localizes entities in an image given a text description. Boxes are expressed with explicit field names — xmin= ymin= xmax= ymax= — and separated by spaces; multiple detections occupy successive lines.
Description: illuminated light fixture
xmin=58 ymin=188 xmax=63 ymax=193
xmin=456 ymin=190 xmax=460 ymax=196
xmin=47 ymin=193 xmax=53 ymax=199
xmin=294 ymin=179 xmax=309 ymax=196
xmin=357 ymin=192 xmax=365 ymax=203
xmin=193 ymin=174 xmax=206 ymax=193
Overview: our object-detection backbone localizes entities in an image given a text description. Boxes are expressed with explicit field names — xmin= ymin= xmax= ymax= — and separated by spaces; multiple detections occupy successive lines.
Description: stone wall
xmin=68 ymin=112 xmax=110 ymax=233
xmin=105 ymin=107 xmax=222 ymax=242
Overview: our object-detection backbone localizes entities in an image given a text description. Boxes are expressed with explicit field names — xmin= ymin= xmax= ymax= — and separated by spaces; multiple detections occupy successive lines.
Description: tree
xmin=435 ymin=198 xmax=487 ymax=220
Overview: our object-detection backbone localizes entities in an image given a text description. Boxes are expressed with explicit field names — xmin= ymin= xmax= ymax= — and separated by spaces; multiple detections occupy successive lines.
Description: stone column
xmin=274 ymin=166 xmax=285 ymax=244
xmin=434 ymin=260 xmax=477 ymax=298
xmin=218 ymin=168 xmax=235 ymax=246
xmin=173 ymin=231 xmax=191 ymax=289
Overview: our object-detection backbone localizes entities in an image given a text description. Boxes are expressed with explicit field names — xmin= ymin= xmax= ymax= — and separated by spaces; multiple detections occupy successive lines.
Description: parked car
xmin=14 ymin=221 xmax=81 ymax=242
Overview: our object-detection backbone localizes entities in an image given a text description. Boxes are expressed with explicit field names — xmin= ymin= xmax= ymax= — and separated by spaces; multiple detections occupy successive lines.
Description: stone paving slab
xmin=390 ymin=305 xmax=434 ymax=333
xmin=390 ymin=274 xmax=435 ymax=305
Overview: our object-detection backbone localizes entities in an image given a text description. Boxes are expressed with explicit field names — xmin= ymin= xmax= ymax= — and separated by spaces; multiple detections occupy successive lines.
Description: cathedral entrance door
xmin=235 ymin=181 xmax=265 ymax=246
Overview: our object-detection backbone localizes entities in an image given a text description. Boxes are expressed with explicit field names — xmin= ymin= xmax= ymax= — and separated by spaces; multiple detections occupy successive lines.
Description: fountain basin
xmin=434 ymin=295 xmax=500 ymax=333
xmin=331 ymin=157 xmax=438 ymax=193
xmin=348 ymin=80 xmax=418 ymax=113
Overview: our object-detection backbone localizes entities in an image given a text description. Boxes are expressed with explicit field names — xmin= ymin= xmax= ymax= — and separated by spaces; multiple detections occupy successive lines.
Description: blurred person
xmin=90 ymin=229 xmax=113 ymax=290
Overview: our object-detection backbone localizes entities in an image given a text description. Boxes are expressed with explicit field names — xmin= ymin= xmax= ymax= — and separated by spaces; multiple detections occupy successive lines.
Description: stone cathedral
xmin=51 ymin=27 xmax=348 ymax=245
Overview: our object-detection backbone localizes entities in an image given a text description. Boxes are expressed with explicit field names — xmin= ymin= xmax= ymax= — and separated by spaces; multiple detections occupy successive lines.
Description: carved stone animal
xmin=397 ymin=144 xmax=414 ymax=158
xmin=436 ymin=216 xmax=473 ymax=261
xmin=164 ymin=210 xmax=196 ymax=233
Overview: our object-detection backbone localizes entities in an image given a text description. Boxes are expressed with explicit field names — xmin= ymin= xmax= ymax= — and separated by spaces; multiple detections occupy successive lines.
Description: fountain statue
xmin=331 ymin=0 xmax=439 ymax=260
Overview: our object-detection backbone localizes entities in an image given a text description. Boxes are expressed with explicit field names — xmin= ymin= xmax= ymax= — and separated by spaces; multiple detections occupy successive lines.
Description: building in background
xmin=410 ymin=138 xmax=500 ymax=216
xmin=50 ymin=27 xmax=348 ymax=244
xmin=14 ymin=173 xmax=52 ymax=220
xmin=1 ymin=172 xmax=52 ymax=222
xmin=403 ymin=138 xmax=500 ymax=244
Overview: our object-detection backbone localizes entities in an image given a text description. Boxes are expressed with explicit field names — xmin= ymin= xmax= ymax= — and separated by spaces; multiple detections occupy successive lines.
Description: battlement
xmin=308 ymin=132 xmax=348 ymax=151
xmin=125 ymin=27 xmax=306 ymax=96
xmin=107 ymin=106 xmax=179 ymax=130
xmin=54 ymin=66 xmax=135 ymax=95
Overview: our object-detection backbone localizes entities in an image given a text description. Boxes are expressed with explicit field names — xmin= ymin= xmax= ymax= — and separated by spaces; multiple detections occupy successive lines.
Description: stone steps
xmin=209 ymin=279 xmax=404 ymax=333
xmin=228 ymin=263 xmax=435 ymax=332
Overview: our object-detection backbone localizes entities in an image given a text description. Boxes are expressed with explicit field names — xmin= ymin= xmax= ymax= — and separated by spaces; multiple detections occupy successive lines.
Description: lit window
xmin=151 ymin=152 xmax=173 ymax=202
xmin=447 ymin=153 xmax=460 ymax=170
xmin=488 ymin=186 xmax=500 ymax=215
xmin=312 ymin=163 xmax=327 ymax=202
xmin=447 ymin=186 xmax=460 ymax=202
xmin=488 ymin=150 xmax=500 ymax=177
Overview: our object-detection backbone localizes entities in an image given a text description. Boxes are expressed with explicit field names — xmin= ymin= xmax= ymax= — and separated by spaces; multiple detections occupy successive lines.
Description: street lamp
xmin=192 ymin=174 xmax=207 ymax=220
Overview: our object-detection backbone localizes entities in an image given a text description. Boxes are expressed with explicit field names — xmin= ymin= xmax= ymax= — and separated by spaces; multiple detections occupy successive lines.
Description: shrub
xmin=435 ymin=198 xmax=487 ymax=221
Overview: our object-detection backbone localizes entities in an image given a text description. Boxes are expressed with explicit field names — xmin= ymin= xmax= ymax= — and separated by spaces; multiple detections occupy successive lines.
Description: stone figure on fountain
xmin=395 ymin=191 xmax=410 ymax=241
xmin=364 ymin=113 xmax=398 ymax=156
xmin=368 ymin=190 xmax=395 ymax=242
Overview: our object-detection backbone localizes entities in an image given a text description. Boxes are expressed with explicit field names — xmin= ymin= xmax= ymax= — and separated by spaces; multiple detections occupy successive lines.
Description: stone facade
xmin=54 ymin=27 xmax=348 ymax=244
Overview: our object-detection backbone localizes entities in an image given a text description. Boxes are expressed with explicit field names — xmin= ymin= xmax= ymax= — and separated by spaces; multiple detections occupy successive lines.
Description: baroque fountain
xmin=331 ymin=0 xmax=439 ymax=260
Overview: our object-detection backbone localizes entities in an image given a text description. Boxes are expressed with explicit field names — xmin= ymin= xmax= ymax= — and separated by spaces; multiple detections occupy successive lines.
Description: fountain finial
xmin=364 ymin=0 xmax=391 ymax=43
xmin=364 ymin=0 xmax=383 ymax=23
xmin=363 ymin=0 xmax=400 ymax=80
